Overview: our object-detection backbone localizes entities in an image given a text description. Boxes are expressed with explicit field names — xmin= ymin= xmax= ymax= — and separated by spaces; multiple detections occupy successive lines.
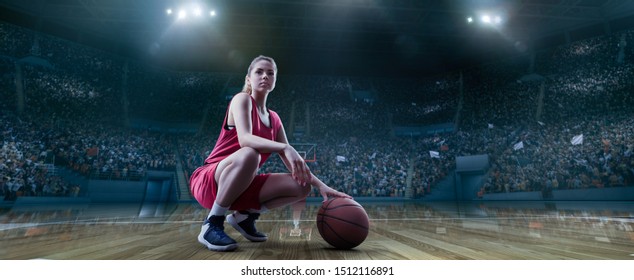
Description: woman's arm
xmin=231 ymin=93 xmax=287 ymax=153
xmin=309 ymin=174 xmax=352 ymax=202
xmin=276 ymin=124 xmax=352 ymax=201
xmin=274 ymin=120 xmax=311 ymax=186
xmin=230 ymin=93 xmax=311 ymax=186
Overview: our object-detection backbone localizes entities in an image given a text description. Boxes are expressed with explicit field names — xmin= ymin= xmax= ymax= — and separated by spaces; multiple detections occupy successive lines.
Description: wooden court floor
xmin=1 ymin=200 xmax=633 ymax=260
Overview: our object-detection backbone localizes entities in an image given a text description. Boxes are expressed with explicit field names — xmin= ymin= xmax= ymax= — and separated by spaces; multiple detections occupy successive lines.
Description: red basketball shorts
xmin=189 ymin=163 xmax=269 ymax=210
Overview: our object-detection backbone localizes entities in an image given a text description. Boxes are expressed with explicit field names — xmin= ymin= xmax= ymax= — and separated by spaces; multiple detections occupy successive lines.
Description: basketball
xmin=316 ymin=197 xmax=369 ymax=249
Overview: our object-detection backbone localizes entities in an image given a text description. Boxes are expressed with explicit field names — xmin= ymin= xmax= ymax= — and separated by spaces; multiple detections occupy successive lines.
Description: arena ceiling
xmin=1 ymin=0 xmax=634 ymax=77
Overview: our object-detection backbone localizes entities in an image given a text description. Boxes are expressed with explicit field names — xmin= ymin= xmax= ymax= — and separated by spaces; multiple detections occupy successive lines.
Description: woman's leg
xmin=226 ymin=173 xmax=310 ymax=243
xmin=259 ymin=173 xmax=311 ymax=209
xmin=198 ymin=147 xmax=261 ymax=251
xmin=214 ymin=147 xmax=261 ymax=207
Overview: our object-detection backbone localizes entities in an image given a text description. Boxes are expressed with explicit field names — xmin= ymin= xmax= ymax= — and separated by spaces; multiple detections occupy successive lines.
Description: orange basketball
xmin=316 ymin=197 xmax=369 ymax=249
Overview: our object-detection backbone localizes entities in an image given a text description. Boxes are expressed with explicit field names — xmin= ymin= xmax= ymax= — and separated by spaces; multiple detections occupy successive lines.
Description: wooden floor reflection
xmin=1 ymin=200 xmax=633 ymax=260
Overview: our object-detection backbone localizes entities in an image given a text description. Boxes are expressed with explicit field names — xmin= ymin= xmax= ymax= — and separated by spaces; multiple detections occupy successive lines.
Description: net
xmin=291 ymin=143 xmax=316 ymax=162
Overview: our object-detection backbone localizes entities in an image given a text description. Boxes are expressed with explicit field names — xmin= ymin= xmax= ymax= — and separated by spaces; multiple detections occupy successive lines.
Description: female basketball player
xmin=189 ymin=55 xmax=351 ymax=251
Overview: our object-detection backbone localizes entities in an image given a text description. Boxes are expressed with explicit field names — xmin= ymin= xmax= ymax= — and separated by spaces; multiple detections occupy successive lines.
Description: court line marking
xmin=1 ymin=215 xmax=632 ymax=230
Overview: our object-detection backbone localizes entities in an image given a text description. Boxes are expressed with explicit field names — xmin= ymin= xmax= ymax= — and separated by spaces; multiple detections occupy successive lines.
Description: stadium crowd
xmin=1 ymin=20 xmax=633 ymax=201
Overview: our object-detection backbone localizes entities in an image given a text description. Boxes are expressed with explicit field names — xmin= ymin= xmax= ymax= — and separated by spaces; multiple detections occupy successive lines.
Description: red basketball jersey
xmin=204 ymin=95 xmax=282 ymax=167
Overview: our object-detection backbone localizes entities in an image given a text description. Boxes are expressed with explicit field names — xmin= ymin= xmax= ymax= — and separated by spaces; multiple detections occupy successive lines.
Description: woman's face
xmin=247 ymin=59 xmax=276 ymax=94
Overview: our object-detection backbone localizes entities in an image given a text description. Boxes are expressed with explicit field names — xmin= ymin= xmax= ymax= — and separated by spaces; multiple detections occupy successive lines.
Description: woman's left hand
xmin=318 ymin=185 xmax=353 ymax=202
xmin=282 ymin=144 xmax=311 ymax=187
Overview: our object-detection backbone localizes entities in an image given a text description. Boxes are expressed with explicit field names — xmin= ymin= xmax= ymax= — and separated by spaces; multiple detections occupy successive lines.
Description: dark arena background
xmin=1 ymin=0 xmax=634 ymax=273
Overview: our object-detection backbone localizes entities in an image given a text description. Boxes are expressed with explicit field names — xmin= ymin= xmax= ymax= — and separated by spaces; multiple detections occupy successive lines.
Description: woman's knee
xmin=215 ymin=147 xmax=261 ymax=183
xmin=298 ymin=183 xmax=311 ymax=198
xmin=235 ymin=147 xmax=261 ymax=170
xmin=280 ymin=174 xmax=311 ymax=198
xmin=259 ymin=174 xmax=311 ymax=202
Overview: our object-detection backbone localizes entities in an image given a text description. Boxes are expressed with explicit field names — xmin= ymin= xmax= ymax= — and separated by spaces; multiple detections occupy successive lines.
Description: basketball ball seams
xmin=316 ymin=197 xmax=369 ymax=249
xmin=322 ymin=204 xmax=363 ymax=211
xmin=320 ymin=222 xmax=358 ymax=248
xmin=322 ymin=198 xmax=336 ymax=208
xmin=317 ymin=213 xmax=369 ymax=229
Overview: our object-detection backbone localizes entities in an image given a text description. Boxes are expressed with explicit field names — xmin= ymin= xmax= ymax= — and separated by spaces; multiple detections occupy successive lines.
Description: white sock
xmin=233 ymin=211 xmax=249 ymax=223
xmin=233 ymin=206 xmax=268 ymax=223
xmin=207 ymin=202 xmax=228 ymax=219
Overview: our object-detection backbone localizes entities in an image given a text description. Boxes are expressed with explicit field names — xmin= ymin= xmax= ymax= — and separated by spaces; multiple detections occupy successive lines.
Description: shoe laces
xmin=213 ymin=228 xmax=231 ymax=240
xmin=205 ymin=219 xmax=230 ymax=237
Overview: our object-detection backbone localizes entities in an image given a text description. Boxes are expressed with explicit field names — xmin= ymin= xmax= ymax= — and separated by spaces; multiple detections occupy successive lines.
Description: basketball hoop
xmin=291 ymin=143 xmax=316 ymax=162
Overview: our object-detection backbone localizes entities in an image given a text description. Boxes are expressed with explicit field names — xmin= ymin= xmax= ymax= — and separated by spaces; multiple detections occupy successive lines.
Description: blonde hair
xmin=242 ymin=55 xmax=277 ymax=94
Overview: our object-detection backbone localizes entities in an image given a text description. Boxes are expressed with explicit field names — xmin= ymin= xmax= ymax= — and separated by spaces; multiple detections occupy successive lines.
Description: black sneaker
xmin=198 ymin=215 xmax=238 ymax=251
xmin=227 ymin=211 xmax=268 ymax=242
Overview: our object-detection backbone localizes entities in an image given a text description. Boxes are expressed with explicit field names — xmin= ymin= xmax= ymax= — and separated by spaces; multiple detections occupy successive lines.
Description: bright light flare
xmin=167 ymin=5 xmax=217 ymax=21
xmin=472 ymin=12 xmax=504 ymax=26
xmin=178 ymin=10 xmax=187 ymax=20
xmin=193 ymin=6 xmax=202 ymax=17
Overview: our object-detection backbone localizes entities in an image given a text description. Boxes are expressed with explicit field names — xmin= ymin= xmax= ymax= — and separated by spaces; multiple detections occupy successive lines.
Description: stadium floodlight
xmin=193 ymin=6 xmax=202 ymax=17
xmin=494 ymin=16 xmax=502 ymax=24
xmin=481 ymin=15 xmax=491 ymax=24
xmin=165 ymin=3 xmax=218 ymax=22
xmin=166 ymin=4 xmax=216 ymax=21
xmin=178 ymin=10 xmax=187 ymax=20
xmin=467 ymin=16 xmax=473 ymax=23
